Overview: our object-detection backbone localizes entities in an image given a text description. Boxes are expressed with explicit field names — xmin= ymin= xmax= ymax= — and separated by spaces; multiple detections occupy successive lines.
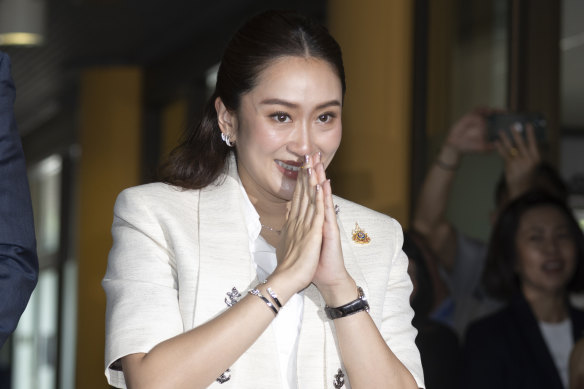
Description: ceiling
xmin=1 ymin=0 xmax=583 ymax=139
xmin=1 ymin=0 xmax=325 ymax=136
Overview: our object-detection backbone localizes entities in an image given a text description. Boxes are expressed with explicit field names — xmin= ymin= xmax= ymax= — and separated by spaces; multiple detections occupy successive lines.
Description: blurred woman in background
xmin=463 ymin=191 xmax=584 ymax=389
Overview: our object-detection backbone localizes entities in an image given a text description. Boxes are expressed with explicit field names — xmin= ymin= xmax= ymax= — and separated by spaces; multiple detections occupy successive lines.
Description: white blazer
xmin=103 ymin=158 xmax=424 ymax=388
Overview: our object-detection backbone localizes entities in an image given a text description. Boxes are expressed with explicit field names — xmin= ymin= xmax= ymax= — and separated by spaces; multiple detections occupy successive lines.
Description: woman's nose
xmin=544 ymin=236 xmax=561 ymax=254
xmin=288 ymin=122 xmax=314 ymax=156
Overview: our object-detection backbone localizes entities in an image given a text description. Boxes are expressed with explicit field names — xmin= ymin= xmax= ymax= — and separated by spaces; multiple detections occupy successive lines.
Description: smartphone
xmin=486 ymin=112 xmax=547 ymax=143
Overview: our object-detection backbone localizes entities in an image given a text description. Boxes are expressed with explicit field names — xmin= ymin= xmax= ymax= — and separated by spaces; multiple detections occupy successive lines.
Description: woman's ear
xmin=215 ymin=97 xmax=237 ymax=142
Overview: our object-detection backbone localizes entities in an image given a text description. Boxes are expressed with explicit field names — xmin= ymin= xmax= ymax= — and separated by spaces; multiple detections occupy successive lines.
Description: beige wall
xmin=327 ymin=0 xmax=414 ymax=226
xmin=77 ymin=67 xmax=142 ymax=389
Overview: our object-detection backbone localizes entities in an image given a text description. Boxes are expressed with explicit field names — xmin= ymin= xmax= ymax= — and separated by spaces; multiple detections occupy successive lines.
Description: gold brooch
xmin=352 ymin=223 xmax=370 ymax=244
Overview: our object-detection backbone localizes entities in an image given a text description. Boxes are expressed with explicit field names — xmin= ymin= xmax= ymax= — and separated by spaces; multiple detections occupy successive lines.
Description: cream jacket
xmin=103 ymin=160 xmax=424 ymax=388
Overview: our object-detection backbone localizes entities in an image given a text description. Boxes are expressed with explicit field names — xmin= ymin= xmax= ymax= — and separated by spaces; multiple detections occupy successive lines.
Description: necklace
xmin=261 ymin=223 xmax=282 ymax=234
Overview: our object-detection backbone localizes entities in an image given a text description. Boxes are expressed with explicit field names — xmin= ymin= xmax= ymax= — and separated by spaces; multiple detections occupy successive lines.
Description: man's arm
xmin=0 ymin=51 xmax=38 ymax=348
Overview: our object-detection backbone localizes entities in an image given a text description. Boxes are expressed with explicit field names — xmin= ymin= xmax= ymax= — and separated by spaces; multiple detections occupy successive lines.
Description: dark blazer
xmin=0 ymin=51 xmax=38 ymax=348
xmin=462 ymin=293 xmax=584 ymax=389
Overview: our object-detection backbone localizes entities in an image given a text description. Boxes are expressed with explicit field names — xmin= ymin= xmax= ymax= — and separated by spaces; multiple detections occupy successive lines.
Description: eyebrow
xmin=259 ymin=98 xmax=342 ymax=110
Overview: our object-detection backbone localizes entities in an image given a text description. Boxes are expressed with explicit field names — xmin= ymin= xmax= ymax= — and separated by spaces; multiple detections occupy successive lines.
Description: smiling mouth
xmin=275 ymin=160 xmax=301 ymax=171
xmin=542 ymin=260 xmax=564 ymax=271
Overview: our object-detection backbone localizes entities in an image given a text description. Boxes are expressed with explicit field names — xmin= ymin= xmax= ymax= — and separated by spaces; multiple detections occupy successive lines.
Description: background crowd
xmin=407 ymin=108 xmax=584 ymax=389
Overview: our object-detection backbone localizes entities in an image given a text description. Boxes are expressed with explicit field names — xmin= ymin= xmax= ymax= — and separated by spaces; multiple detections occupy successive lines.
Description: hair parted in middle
xmin=159 ymin=10 xmax=346 ymax=190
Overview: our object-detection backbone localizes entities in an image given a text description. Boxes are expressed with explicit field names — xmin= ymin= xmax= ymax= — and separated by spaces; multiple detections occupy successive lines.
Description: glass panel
xmin=59 ymin=259 xmax=78 ymax=389
xmin=560 ymin=0 xmax=584 ymax=130
xmin=451 ymin=0 xmax=508 ymax=116
xmin=446 ymin=0 xmax=509 ymax=241
xmin=12 ymin=269 xmax=59 ymax=389
xmin=11 ymin=154 xmax=63 ymax=389
xmin=28 ymin=155 xmax=62 ymax=261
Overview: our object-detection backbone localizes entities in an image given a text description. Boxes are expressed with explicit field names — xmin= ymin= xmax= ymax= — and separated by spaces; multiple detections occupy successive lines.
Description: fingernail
xmin=316 ymin=184 xmax=321 ymax=192
xmin=318 ymin=151 xmax=322 ymax=159
xmin=307 ymin=167 xmax=312 ymax=176
xmin=304 ymin=154 xmax=310 ymax=164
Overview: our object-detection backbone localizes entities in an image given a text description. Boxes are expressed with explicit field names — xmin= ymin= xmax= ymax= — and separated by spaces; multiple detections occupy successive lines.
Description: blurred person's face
xmin=218 ymin=56 xmax=343 ymax=204
xmin=515 ymin=205 xmax=577 ymax=298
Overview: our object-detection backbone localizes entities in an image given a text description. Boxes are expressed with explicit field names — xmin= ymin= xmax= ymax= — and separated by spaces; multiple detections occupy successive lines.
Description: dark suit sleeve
xmin=0 ymin=51 xmax=39 ymax=348
xmin=462 ymin=320 xmax=507 ymax=389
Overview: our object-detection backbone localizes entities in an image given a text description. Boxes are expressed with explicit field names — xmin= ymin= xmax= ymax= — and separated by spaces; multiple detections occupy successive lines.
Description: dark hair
xmin=483 ymin=191 xmax=584 ymax=301
xmin=159 ymin=10 xmax=346 ymax=189
xmin=493 ymin=161 xmax=569 ymax=208
xmin=403 ymin=231 xmax=435 ymax=321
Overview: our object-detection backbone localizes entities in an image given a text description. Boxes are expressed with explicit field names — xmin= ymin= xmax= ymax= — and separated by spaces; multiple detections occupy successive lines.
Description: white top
xmin=239 ymin=183 xmax=304 ymax=389
xmin=539 ymin=318 xmax=573 ymax=388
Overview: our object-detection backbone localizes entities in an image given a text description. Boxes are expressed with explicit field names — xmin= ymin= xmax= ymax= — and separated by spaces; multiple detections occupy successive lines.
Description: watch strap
xmin=324 ymin=286 xmax=370 ymax=320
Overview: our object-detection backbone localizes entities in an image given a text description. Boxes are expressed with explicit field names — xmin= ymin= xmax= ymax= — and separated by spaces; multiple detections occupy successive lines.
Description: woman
xmin=463 ymin=191 xmax=584 ymax=389
xmin=103 ymin=10 xmax=424 ymax=389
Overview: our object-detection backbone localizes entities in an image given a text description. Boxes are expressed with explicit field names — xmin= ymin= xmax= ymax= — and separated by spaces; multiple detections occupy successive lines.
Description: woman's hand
xmin=445 ymin=107 xmax=496 ymax=155
xmin=310 ymin=152 xmax=357 ymax=307
xmin=494 ymin=123 xmax=540 ymax=202
xmin=272 ymin=154 xmax=325 ymax=297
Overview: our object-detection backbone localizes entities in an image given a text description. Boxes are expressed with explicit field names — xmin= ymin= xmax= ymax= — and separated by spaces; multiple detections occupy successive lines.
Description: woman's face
xmin=515 ymin=205 xmax=577 ymax=297
xmin=228 ymin=56 xmax=343 ymax=203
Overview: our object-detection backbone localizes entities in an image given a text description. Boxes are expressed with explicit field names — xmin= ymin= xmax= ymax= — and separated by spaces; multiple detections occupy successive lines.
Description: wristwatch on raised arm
xmin=324 ymin=286 xmax=370 ymax=320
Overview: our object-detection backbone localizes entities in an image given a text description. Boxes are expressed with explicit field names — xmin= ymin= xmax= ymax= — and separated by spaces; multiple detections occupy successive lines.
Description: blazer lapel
xmin=194 ymin=163 xmax=254 ymax=328
xmin=195 ymin=156 xmax=281 ymax=387
xmin=512 ymin=294 xmax=564 ymax=389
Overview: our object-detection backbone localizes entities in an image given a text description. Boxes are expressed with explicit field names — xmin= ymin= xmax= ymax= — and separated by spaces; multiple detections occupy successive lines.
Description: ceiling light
xmin=0 ymin=0 xmax=46 ymax=47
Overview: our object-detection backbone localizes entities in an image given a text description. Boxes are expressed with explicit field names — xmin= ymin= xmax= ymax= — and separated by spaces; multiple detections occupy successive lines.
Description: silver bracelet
xmin=260 ymin=280 xmax=283 ymax=309
xmin=266 ymin=287 xmax=283 ymax=308
xmin=249 ymin=288 xmax=278 ymax=315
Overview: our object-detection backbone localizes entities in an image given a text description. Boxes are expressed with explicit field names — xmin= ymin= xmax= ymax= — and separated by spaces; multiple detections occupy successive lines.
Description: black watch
xmin=324 ymin=286 xmax=370 ymax=320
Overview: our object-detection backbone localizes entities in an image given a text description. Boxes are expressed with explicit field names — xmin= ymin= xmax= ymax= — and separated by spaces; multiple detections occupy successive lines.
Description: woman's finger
xmin=322 ymin=179 xmax=339 ymax=234
xmin=312 ymin=183 xmax=325 ymax=231
xmin=498 ymin=129 xmax=513 ymax=150
xmin=313 ymin=152 xmax=327 ymax=186
xmin=307 ymin=154 xmax=319 ymax=205
xmin=497 ymin=129 xmax=518 ymax=159
xmin=287 ymin=157 xmax=305 ymax=222
xmin=295 ymin=156 xmax=311 ymax=226
xmin=493 ymin=139 xmax=506 ymax=159
xmin=524 ymin=124 xmax=540 ymax=160
xmin=510 ymin=123 xmax=528 ymax=157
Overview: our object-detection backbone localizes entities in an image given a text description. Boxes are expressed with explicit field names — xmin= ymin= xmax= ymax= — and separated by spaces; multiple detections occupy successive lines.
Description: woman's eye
xmin=556 ymin=232 xmax=572 ymax=241
xmin=318 ymin=113 xmax=333 ymax=123
xmin=272 ymin=112 xmax=290 ymax=123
